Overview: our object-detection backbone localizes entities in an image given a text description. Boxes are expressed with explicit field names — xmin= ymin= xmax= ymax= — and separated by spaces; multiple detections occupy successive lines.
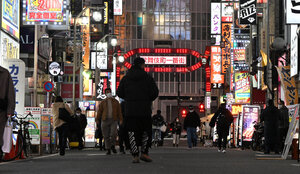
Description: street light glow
xmin=92 ymin=11 xmax=102 ymax=22
xmin=118 ymin=55 xmax=125 ymax=63
xmin=110 ymin=37 xmax=118 ymax=47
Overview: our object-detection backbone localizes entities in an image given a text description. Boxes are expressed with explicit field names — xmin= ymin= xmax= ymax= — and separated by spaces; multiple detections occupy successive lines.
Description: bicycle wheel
xmin=2 ymin=132 xmax=24 ymax=162
xmin=23 ymin=130 xmax=31 ymax=158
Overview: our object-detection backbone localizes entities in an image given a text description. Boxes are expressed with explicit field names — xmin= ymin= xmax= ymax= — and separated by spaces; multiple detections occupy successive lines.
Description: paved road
xmin=0 ymin=147 xmax=299 ymax=174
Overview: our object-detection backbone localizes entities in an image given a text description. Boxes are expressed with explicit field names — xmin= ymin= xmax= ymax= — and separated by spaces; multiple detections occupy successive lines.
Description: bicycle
xmin=152 ymin=127 xmax=161 ymax=148
xmin=2 ymin=113 xmax=33 ymax=162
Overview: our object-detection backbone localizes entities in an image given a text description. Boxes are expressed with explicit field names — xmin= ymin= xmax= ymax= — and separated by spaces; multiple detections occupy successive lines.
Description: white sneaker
xmin=218 ymin=149 xmax=221 ymax=152
xmin=222 ymin=150 xmax=226 ymax=153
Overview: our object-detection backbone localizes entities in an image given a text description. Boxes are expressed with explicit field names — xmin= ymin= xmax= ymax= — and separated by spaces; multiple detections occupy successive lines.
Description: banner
xmin=287 ymin=0 xmax=300 ymax=24
xmin=211 ymin=46 xmax=224 ymax=84
xmin=211 ymin=3 xmax=221 ymax=35
xmin=239 ymin=0 xmax=257 ymax=25
xmin=235 ymin=72 xmax=250 ymax=104
xmin=25 ymin=107 xmax=41 ymax=145
xmin=277 ymin=66 xmax=298 ymax=105
xmin=2 ymin=0 xmax=20 ymax=39
xmin=221 ymin=23 xmax=232 ymax=73
xmin=290 ymin=25 xmax=298 ymax=77
xmin=242 ymin=105 xmax=260 ymax=141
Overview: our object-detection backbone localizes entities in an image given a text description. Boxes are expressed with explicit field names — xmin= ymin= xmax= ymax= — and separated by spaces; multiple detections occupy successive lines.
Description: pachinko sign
xmin=235 ymin=72 xmax=250 ymax=104
xmin=23 ymin=0 xmax=67 ymax=25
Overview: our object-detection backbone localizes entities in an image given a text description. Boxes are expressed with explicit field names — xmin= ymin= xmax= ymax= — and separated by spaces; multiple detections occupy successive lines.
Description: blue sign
xmin=44 ymin=81 xmax=54 ymax=92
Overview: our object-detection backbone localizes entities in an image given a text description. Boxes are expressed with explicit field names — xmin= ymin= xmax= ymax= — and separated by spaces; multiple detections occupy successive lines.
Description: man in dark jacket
xmin=278 ymin=100 xmax=289 ymax=152
xmin=184 ymin=105 xmax=201 ymax=148
xmin=75 ymin=108 xmax=87 ymax=150
xmin=209 ymin=103 xmax=233 ymax=153
xmin=261 ymin=100 xmax=280 ymax=154
xmin=117 ymin=57 xmax=159 ymax=163
xmin=152 ymin=110 xmax=164 ymax=141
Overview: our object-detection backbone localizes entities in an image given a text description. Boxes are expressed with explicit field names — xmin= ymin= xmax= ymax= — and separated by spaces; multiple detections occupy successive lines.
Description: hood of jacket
xmin=126 ymin=66 xmax=148 ymax=81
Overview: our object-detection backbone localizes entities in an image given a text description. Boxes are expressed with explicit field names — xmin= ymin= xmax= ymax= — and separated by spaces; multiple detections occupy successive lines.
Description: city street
xmin=0 ymin=146 xmax=299 ymax=174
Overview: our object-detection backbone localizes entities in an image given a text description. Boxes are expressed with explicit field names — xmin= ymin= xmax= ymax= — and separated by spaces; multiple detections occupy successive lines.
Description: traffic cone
xmin=4 ymin=140 xmax=15 ymax=160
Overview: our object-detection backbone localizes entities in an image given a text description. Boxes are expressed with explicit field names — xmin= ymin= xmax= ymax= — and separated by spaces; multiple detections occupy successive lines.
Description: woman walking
xmin=52 ymin=96 xmax=73 ymax=156
xmin=171 ymin=117 xmax=182 ymax=147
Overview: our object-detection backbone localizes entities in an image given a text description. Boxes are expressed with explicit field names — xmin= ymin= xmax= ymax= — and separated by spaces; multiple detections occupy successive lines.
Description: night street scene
xmin=1 ymin=0 xmax=300 ymax=173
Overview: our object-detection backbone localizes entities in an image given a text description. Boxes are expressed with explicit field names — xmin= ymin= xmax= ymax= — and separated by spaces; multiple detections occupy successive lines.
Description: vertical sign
xmin=221 ymin=23 xmax=232 ymax=73
xmin=114 ymin=0 xmax=122 ymax=15
xmin=25 ymin=107 xmax=41 ymax=145
xmin=222 ymin=3 xmax=233 ymax=22
xmin=287 ymin=0 xmax=300 ymax=24
xmin=0 ymin=31 xmax=20 ymax=66
xmin=2 ymin=0 xmax=20 ymax=39
xmin=104 ymin=1 xmax=108 ymax=24
xmin=239 ymin=0 xmax=257 ymax=24
xmin=211 ymin=3 xmax=221 ymax=35
xmin=242 ymin=105 xmax=260 ymax=141
xmin=235 ymin=72 xmax=250 ymax=104
xmin=290 ymin=25 xmax=298 ymax=77
xmin=211 ymin=46 xmax=224 ymax=84
xmin=82 ymin=8 xmax=90 ymax=69
xmin=277 ymin=66 xmax=298 ymax=105
xmin=41 ymin=108 xmax=52 ymax=144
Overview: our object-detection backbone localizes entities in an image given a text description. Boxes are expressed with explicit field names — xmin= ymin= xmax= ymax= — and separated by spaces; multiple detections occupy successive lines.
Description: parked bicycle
xmin=2 ymin=113 xmax=33 ymax=162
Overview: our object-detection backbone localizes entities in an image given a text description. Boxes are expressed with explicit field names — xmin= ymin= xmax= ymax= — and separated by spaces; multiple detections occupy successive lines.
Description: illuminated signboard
xmin=231 ymin=105 xmax=243 ymax=116
xmin=233 ymin=49 xmax=246 ymax=61
xmin=82 ymin=9 xmax=90 ymax=69
xmin=221 ymin=23 xmax=232 ymax=73
xmin=23 ymin=0 xmax=67 ymax=25
xmin=222 ymin=3 xmax=233 ymax=22
xmin=2 ymin=0 xmax=20 ymax=39
xmin=242 ymin=105 xmax=260 ymax=141
xmin=235 ymin=72 xmax=250 ymax=104
xmin=140 ymin=56 xmax=186 ymax=65
xmin=211 ymin=3 xmax=221 ymax=35
xmin=114 ymin=0 xmax=122 ymax=15
xmin=211 ymin=46 xmax=224 ymax=84
xmin=0 ymin=31 xmax=20 ymax=65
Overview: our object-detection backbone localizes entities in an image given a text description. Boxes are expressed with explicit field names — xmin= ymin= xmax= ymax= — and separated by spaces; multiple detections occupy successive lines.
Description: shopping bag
xmin=160 ymin=124 xmax=167 ymax=132
xmin=2 ymin=118 xmax=13 ymax=153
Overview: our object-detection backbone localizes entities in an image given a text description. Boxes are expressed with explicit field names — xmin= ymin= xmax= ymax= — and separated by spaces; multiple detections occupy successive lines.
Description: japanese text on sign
xmin=140 ymin=56 xmax=186 ymax=65
xmin=221 ymin=23 xmax=232 ymax=73
xmin=211 ymin=46 xmax=224 ymax=84
xmin=211 ymin=3 xmax=221 ymax=35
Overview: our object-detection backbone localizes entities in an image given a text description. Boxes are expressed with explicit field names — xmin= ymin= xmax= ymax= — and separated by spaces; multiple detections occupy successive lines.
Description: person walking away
xmin=171 ymin=117 xmax=182 ymax=147
xmin=152 ymin=110 xmax=164 ymax=143
xmin=118 ymin=100 xmax=130 ymax=154
xmin=0 ymin=66 xmax=15 ymax=161
xmin=96 ymin=88 xmax=123 ymax=155
xmin=261 ymin=100 xmax=280 ymax=154
xmin=74 ymin=108 xmax=87 ymax=150
xmin=184 ymin=105 xmax=201 ymax=148
xmin=52 ymin=96 xmax=74 ymax=156
xmin=278 ymin=100 xmax=289 ymax=152
xmin=209 ymin=103 xmax=233 ymax=153
xmin=117 ymin=57 xmax=159 ymax=163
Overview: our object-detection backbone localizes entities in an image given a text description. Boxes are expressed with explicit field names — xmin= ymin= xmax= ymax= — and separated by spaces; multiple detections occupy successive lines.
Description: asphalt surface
xmin=0 ymin=146 xmax=299 ymax=174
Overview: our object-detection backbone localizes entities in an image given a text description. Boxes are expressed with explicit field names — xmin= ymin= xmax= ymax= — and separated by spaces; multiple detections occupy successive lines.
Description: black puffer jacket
xmin=117 ymin=66 xmax=159 ymax=118
xmin=184 ymin=111 xmax=201 ymax=130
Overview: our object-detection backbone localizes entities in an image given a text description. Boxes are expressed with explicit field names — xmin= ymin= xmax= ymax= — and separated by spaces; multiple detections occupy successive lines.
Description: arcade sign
xmin=140 ymin=56 xmax=186 ymax=65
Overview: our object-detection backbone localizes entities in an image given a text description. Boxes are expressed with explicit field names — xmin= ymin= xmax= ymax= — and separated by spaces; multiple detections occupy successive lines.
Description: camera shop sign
xmin=239 ymin=0 xmax=256 ymax=25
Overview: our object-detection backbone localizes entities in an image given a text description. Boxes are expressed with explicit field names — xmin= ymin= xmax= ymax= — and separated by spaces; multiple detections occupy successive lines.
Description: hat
xmin=133 ymin=57 xmax=145 ymax=66
xmin=188 ymin=105 xmax=194 ymax=110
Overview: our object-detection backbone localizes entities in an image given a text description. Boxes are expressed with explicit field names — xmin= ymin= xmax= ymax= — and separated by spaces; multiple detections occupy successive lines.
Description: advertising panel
xmin=231 ymin=104 xmax=243 ymax=116
xmin=211 ymin=3 xmax=221 ymax=35
xmin=140 ymin=56 xmax=186 ymax=65
xmin=211 ymin=46 xmax=224 ymax=84
xmin=114 ymin=0 xmax=122 ymax=15
xmin=242 ymin=105 xmax=259 ymax=141
xmin=277 ymin=66 xmax=298 ymax=105
xmin=233 ymin=49 xmax=246 ymax=61
xmin=290 ymin=25 xmax=298 ymax=77
xmin=235 ymin=72 xmax=250 ymax=104
xmin=287 ymin=0 xmax=300 ymax=24
xmin=23 ymin=0 xmax=67 ymax=25
xmin=239 ymin=0 xmax=257 ymax=25
xmin=41 ymin=108 xmax=52 ymax=144
xmin=85 ymin=118 xmax=96 ymax=143
xmin=24 ymin=107 xmax=41 ymax=145
xmin=2 ymin=0 xmax=20 ymax=39
xmin=20 ymin=27 xmax=34 ymax=53
xmin=222 ymin=3 xmax=233 ymax=22
xmin=221 ymin=23 xmax=232 ymax=73
xmin=0 ymin=31 xmax=20 ymax=65
xmin=82 ymin=9 xmax=90 ymax=69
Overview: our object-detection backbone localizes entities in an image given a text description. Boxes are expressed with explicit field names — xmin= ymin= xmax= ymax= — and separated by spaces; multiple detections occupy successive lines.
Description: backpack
xmin=216 ymin=112 xmax=229 ymax=128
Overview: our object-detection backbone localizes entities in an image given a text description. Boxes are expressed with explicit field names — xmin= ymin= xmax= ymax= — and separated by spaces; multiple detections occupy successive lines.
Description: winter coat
xmin=171 ymin=121 xmax=182 ymax=134
xmin=0 ymin=66 xmax=15 ymax=146
xmin=184 ymin=111 xmax=201 ymax=130
xmin=96 ymin=97 xmax=123 ymax=123
xmin=261 ymin=105 xmax=280 ymax=144
xmin=52 ymin=102 xmax=74 ymax=129
xmin=76 ymin=114 xmax=87 ymax=131
xmin=116 ymin=66 xmax=159 ymax=118
xmin=152 ymin=114 xmax=164 ymax=127
xmin=209 ymin=108 xmax=233 ymax=135
xmin=279 ymin=106 xmax=289 ymax=129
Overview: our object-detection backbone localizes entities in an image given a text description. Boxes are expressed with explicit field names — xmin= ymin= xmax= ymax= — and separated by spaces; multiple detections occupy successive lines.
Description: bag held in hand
xmin=2 ymin=118 xmax=13 ymax=153
xmin=59 ymin=108 xmax=73 ymax=123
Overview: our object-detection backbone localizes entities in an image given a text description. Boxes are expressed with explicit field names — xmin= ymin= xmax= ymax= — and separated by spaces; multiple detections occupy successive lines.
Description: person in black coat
xmin=118 ymin=100 xmax=130 ymax=154
xmin=184 ymin=105 xmax=201 ymax=148
xmin=209 ymin=103 xmax=233 ymax=153
xmin=170 ymin=117 xmax=182 ymax=147
xmin=117 ymin=57 xmax=159 ymax=163
xmin=278 ymin=100 xmax=289 ymax=152
xmin=261 ymin=100 xmax=280 ymax=154
xmin=75 ymin=108 xmax=87 ymax=150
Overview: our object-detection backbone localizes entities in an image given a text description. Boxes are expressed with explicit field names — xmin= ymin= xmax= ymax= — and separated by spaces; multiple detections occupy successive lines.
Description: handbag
xmin=160 ymin=124 xmax=167 ymax=132
xmin=2 ymin=117 xmax=13 ymax=153
xmin=59 ymin=107 xmax=73 ymax=123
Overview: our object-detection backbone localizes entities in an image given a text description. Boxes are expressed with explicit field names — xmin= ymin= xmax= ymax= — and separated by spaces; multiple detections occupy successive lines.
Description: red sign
xmin=43 ymin=81 xmax=54 ymax=92
xmin=211 ymin=46 xmax=224 ymax=84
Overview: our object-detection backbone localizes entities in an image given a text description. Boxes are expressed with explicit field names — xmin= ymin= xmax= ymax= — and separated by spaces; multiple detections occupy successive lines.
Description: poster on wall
xmin=2 ymin=0 xmax=20 ymax=39
xmin=242 ymin=105 xmax=260 ymax=141
xmin=239 ymin=0 xmax=257 ymax=25
xmin=235 ymin=72 xmax=250 ymax=104
xmin=23 ymin=0 xmax=67 ymax=25
xmin=0 ymin=31 xmax=20 ymax=65
xmin=287 ymin=0 xmax=300 ymax=24
xmin=24 ymin=107 xmax=41 ymax=145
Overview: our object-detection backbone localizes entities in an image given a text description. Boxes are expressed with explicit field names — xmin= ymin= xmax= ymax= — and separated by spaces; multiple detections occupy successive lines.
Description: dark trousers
xmin=279 ymin=127 xmax=288 ymax=151
xmin=217 ymin=132 xmax=228 ymax=150
xmin=128 ymin=131 xmax=151 ymax=157
xmin=118 ymin=125 xmax=130 ymax=151
xmin=77 ymin=130 xmax=84 ymax=148
xmin=56 ymin=124 xmax=68 ymax=154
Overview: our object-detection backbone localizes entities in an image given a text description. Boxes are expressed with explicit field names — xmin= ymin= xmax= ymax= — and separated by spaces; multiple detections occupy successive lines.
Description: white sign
xmin=211 ymin=3 xmax=221 ymax=35
xmin=3 ymin=59 xmax=25 ymax=116
xmin=291 ymin=25 xmax=298 ymax=77
xmin=0 ymin=31 xmax=20 ymax=65
xmin=114 ymin=0 xmax=123 ymax=15
xmin=206 ymin=96 xmax=211 ymax=109
xmin=287 ymin=0 xmax=300 ymax=24
xmin=24 ymin=107 xmax=41 ymax=145
xmin=49 ymin=62 xmax=61 ymax=76
xmin=91 ymin=51 xmax=108 ymax=70
xmin=140 ymin=56 xmax=186 ymax=65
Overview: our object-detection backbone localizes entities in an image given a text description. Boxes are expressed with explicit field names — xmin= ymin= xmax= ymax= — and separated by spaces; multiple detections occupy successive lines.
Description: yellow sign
xmin=82 ymin=9 xmax=90 ymax=69
xmin=104 ymin=2 xmax=108 ymax=24
xmin=231 ymin=105 xmax=243 ymax=116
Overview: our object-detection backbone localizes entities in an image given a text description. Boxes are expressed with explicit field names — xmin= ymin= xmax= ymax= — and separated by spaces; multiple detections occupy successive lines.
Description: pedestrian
xmin=184 ymin=105 xmax=201 ymax=148
xmin=118 ymin=100 xmax=130 ymax=154
xmin=209 ymin=103 xmax=233 ymax=153
xmin=96 ymin=88 xmax=123 ymax=155
xmin=52 ymin=96 xmax=73 ymax=156
xmin=170 ymin=117 xmax=182 ymax=147
xmin=261 ymin=100 xmax=280 ymax=154
xmin=152 ymin=110 xmax=164 ymax=143
xmin=95 ymin=121 xmax=104 ymax=151
xmin=278 ymin=100 xmax=289 ymax=152
xmin=74 ymin=108 xmax=87 ymax=150
xmin=0 ymin=66 xmax=15 ymax=161
xmin=117 ymin=57 xmax=159 ymax=163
